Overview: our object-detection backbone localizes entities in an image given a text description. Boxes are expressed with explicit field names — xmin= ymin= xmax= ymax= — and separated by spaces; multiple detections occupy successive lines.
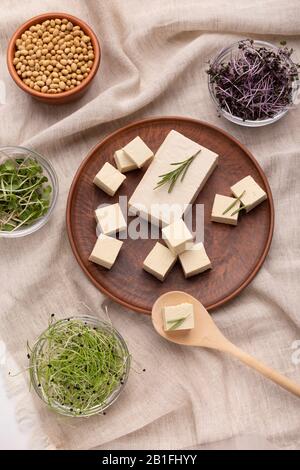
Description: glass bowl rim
xmin=207 ymin=39 xmax=299 ymax=127
xmin=29 ymin=315 xmax=131 ymax=417
xmin=0 ymin=145 xmax=58 ymax=238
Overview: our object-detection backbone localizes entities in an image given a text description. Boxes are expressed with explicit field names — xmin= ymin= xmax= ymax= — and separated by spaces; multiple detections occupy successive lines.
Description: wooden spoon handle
xmin=224 ymin=342 xmax=300 ymax=398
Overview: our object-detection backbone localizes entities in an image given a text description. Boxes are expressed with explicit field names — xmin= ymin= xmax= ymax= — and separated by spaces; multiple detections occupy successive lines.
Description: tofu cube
xmin=122 ymin=136 xmax=154 ymax=168
xmin=211 ymin=194 xmax=240 ymax=226
xmin=89 ymin=234 xmax=123 ymax=269
xmin=114 ymin=149 xmax=138 ymax=173
xmin=162 ymin=219 xmax=194 ymax=255
xmin=230 ymin=175 xmax=267 ymax=212
xmin=163 ymin=303 xmax=194 ymax=331
xmin=93 ymin=162 xmax=126 ymax=196
xmin=143 ymin=242 xmax=177 ymax=281
xmin=95 ymin=203 xmax=127 ymax=236
xmin=179 ymin=242 xmax=211 ymax=278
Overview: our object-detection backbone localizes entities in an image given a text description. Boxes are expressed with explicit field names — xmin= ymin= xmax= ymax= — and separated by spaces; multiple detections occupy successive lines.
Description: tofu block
xmin=230 ymin=175 xmax=267 ymax=212
xmin=143 ymin=242 xmax=177 ymax=281
xmin=163 ymin=303 xmax=194 ymax=331
xmin=129 ymin=130 xmax=218 ymax=226
xmin=93 ymin=162 xmax=126 ymax=196
xmin=95 ymin=203 xmax=127 ymax=236
xmin=179 ymin=242 xmax=211 ymax=278
xmin=122 ymin=136 xmax=154 ymax=168
xmin=162 ymin=218 xmax=193 ymax=255
xmin=89 ymin=234 xmax=123 ymax=269
xmin=114 ymin=149 xmax=138 ymax=173
xmin=211 ymin=194 xmax=240 ymax=226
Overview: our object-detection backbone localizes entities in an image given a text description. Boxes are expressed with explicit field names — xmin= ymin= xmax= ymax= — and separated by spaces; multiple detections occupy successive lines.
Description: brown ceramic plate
xmin=7 ymin=12 xmax=101 ymax=104
xmin=66 ymin=117 xmax=274 ymax=314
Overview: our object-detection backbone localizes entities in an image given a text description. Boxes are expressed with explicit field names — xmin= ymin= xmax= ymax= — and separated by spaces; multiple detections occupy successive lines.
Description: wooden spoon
xmin=152 ymin=291 xmax=300 ymax=398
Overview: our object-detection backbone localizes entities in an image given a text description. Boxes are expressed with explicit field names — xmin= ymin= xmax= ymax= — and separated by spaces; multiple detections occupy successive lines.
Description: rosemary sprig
xmin=167 ymin=313 xmax=191 ymax=331
xmin=154 ymin=150 xmax=201 ymax=193
xmin=222 ymin=190 xmax=246 ymax=215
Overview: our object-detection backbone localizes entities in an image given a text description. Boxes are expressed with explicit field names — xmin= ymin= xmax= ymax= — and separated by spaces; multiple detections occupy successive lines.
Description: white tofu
xmin=129 ymin=130 xmax=218 ymax=226
xmin=93 ymin=162 xmax=126 ymax=196
xmin=89 ymin=234 xmax=123 ymax=269
xmin=162 ymin=218 xmax=193 ymax=255
xmin=143 ymin=242 xmax=177 ymax=281
xmin=114 ymin=149 xmax=138 ymax=173
xmin=122 ymin=136 xmax=154 ymax=168
xmin=95 ymin=203 xmax=127 ymax=236
xmin=230 ymin=175 xmax=267 ymax=212
xmin=211 ymin=194 xmax=240 ymax=226
xmin=163 ymin=303 xmax=194 ymax=331
xmin=179 ymin=242 xmax=211 ymax=278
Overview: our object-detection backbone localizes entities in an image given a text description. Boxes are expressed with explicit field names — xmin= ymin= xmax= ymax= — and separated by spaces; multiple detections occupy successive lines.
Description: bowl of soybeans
xmin=7 ymin=12 xmax=101 ymax=104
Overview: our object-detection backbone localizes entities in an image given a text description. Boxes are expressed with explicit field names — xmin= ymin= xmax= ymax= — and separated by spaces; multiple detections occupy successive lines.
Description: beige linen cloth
xmin=0 ymin=0 xmax=300 ymax=450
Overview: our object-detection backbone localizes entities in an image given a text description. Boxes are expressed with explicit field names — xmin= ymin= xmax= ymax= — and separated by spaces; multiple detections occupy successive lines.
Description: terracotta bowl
xmin=7 ymin=12 xmax=101 ymax=104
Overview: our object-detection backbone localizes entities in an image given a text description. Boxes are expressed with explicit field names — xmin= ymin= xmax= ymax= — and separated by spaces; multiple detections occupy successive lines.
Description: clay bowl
xmin=7 ymin=12 xmax=101 ymax=104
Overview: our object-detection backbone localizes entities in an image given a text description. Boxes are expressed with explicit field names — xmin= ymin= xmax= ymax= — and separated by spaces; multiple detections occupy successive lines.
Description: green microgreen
xmin=29 ymin=318 xmax=130 ymax=416
xmin=222 ymin=190 xmax=246 ymax=215
xmin=154 ymin=150 xmax=201 ymax=193
xmin=0 ymin=156 xmax=52 ymax=232
xmin=167 ymin=313 xmax=191 ymax=331
xmin=230 ymin=204 xmax=247 ymax=216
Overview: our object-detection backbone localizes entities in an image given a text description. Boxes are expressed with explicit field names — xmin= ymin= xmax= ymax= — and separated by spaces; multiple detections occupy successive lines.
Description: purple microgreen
xmin=208 ymin=39 xmax=299 ymax=121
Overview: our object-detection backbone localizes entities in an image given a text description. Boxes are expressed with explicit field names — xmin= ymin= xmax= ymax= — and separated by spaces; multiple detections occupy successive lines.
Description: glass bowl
xmin=29 ymin=316 xmax=131 ymax=417
xmin=208 ymin=40 xmax=299 ymax=127
xmin=0 ymin=146 xmax=58 ymax=238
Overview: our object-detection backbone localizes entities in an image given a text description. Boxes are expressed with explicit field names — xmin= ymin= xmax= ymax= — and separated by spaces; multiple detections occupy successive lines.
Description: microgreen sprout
xmin=222 ymin=190 xmax=246 ymax=215
xmin=0 ymin=156 xmax=52 ymax=232
xmin=167 ymin=313 xmax=191 ymax=331
xmin=29 ymin=318 xmax=130 ymax=416
xmin=208 ymin=39 xmax=299 ymax=121
xmin=230 ymin=204 xmax=247 ymax=217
